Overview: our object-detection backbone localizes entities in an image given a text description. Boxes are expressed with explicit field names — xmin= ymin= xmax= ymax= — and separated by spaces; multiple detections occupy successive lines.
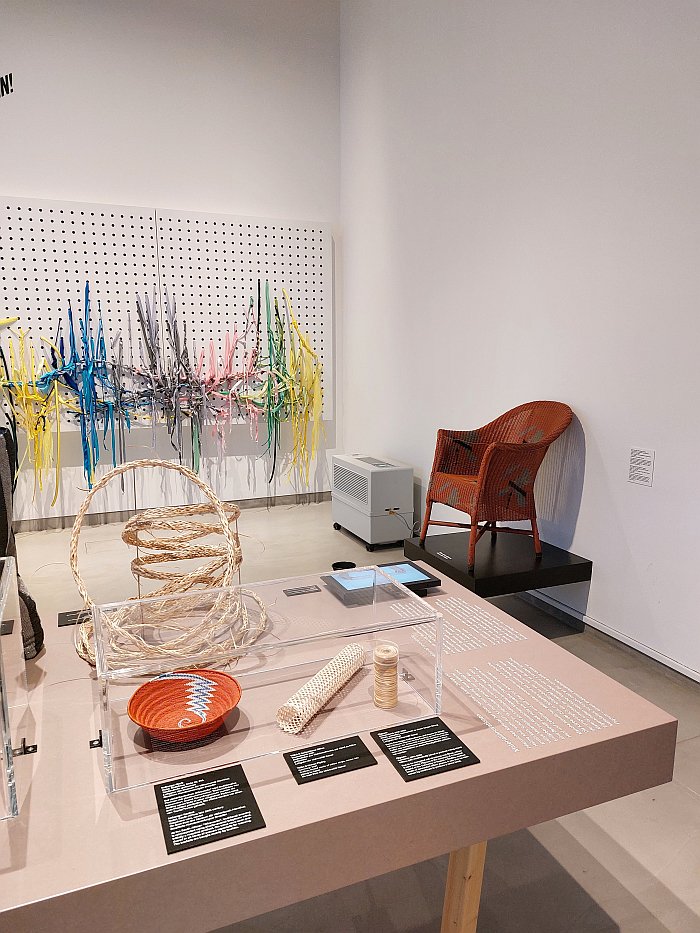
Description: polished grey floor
xmin=16 ymin=501 xmax=700 ymax=932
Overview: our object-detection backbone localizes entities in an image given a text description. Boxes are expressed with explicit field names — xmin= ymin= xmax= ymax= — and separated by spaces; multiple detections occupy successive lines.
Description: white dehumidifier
xmin=331 ymin=454 xmax=414 ymax=551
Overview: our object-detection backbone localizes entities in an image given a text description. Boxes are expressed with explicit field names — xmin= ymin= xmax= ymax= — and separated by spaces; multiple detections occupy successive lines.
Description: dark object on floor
xmin=0 ymin=427 xmax=44 ymax=658
xmin=419 ymin=401 xmax=573 ymax=570
xmin=405 ymin=531 xmax=592 ymax=598
xmin=331 ymin=561 xmax=356 ymax=571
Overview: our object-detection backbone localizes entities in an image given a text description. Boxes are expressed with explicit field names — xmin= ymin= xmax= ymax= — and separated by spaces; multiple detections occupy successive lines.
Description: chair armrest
xmin=473 ymin=441 xmax=551 ymax=506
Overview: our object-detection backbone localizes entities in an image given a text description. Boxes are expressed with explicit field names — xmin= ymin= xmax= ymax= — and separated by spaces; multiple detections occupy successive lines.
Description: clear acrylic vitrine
xmin=92 ymin=566 xmax=443 ymax=793
xmin=0 ymin=557 xmax=28 ymax=819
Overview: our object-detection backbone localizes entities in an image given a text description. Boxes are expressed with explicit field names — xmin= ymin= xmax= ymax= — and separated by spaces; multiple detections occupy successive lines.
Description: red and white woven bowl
xmin=127 ymin=669 xmax=242 ymax=743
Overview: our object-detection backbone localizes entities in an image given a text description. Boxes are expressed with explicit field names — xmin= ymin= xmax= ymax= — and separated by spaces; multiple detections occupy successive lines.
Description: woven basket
xmin=128 ymin=669 xmax=242 ymax=742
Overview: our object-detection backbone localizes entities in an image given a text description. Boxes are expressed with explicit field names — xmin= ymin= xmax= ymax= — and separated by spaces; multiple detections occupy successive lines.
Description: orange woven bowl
xmin=128 ymin=669 xmax=242 ymax=743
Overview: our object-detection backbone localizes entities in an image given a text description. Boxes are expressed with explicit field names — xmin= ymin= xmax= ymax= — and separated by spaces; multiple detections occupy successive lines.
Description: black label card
xmin=284 ymin=736 xmax=377 ymax=784
xmin=370 ymin=717 xmax=480 ymax=782
xmin=154 ymin=764 xmax=265 ymax=855
xmin=283 ymin=584 xmax=322 ymax=597
xmin=58 ymin=609 xmax=89 ymax=627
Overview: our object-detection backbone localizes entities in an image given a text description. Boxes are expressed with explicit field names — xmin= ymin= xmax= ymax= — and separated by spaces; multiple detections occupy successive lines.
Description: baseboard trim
xmin=529 ymin=588 xmax=700 ymax=685
xmin=583 ymin=616 xmax=700 ymax=686
xmin=14 ymin=490 xmax=331 ymax=533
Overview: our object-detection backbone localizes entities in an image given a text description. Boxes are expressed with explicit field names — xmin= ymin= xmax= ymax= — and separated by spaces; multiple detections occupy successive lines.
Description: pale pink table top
xmin=0 ymin=568 xmax=676 ymax=933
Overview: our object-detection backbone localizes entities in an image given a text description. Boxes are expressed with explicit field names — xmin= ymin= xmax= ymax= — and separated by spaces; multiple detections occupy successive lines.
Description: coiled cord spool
xmin=373 ymin=642 xmax=399 ymax=709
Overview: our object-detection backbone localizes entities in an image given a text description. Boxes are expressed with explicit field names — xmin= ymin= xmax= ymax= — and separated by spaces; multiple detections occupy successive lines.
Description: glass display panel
xmin=92 ymin=567 xmax=443 ymax=794
xmin=0 ymin=558 xmax=21 ymax=819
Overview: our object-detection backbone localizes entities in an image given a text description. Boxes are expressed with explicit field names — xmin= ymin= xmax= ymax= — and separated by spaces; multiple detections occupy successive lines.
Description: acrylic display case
xmin=93 ymin=566 xmax=442 ymax=793
xmin=0 ymin=558 xmax=28 ymax=820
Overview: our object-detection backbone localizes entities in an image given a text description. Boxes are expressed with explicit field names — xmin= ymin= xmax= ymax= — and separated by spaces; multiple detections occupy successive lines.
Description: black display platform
xmin=404 ymin=532 xmax=592 ymax=598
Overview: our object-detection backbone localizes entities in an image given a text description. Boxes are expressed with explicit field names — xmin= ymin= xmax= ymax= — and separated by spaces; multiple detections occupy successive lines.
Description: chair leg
xmin=490 ymin=521 xmax=497 ymax=546
xmin=468 ymin=521 xmax=478 ymax=572
xmin=420 ymin=500 xmax=433 ymax=544
xmin=532 ymin=516 xmax=542 ymax=556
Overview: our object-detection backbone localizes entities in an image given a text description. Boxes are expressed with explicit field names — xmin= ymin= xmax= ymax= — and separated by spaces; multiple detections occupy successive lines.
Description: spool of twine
xmin=373 ymin=642 xmax=399 ymax=709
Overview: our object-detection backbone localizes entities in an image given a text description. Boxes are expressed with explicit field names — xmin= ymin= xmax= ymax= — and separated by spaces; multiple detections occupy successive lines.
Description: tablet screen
xmin=331 ymin=570 xmax=377 ymax=591
xmin=381 ymin=562 xmax=433 ymax=585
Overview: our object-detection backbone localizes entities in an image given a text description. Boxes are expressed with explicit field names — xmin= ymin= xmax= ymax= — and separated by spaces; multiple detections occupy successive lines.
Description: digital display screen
xmin=330 ymin=563 xmax=433 ymax=592
xmin=331 ymin=570 xmax=377 ymax=591
xmin=381 ymin=563 xmax=432 ymax=584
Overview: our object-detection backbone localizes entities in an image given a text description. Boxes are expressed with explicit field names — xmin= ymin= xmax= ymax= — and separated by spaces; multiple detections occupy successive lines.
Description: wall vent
xmin=333 ymin=464 xmax=369 ymax=503
xmin=357 ymin=457 xmax=393 ymax=468
xmin=628 ymin=448 xmax=655 ymax=487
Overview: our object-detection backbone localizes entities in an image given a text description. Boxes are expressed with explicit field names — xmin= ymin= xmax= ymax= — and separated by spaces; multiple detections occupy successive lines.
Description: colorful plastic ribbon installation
xmin=0 ymin=281 xmax=323 ymax=502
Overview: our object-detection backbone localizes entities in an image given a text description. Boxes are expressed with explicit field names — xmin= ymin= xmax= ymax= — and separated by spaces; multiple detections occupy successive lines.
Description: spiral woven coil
xmin=122 ymin=500 xmax=242 ymax=595
xmin=70 ymin=459 xmax=266 ymax=667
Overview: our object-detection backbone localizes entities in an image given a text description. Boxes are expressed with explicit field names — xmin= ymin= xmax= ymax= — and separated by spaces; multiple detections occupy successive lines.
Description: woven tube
xmin=276 ymin=643 xmax=366 ymax=735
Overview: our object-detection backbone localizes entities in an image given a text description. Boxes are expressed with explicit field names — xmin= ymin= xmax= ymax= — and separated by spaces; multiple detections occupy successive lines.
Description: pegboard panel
xmin=0 ymin=197 xmax=333 ymax=418
xmin=0 ymin=197 xmax=158 ymax=341
xmin=156 ymin=208 xmax=333 ymax=416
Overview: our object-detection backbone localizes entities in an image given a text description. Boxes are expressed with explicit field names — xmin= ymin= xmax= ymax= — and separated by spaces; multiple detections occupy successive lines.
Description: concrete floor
xmin=16 ymin=500 xmax=700 ymax=933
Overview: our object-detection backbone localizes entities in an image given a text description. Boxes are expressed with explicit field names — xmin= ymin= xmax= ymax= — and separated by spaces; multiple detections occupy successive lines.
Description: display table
xmin=0 ymin=566 xmax=676 ymax=933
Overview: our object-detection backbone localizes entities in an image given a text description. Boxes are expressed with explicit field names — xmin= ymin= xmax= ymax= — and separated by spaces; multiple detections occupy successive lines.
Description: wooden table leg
xmin=440 ymin=841 xmax=487 ymax=933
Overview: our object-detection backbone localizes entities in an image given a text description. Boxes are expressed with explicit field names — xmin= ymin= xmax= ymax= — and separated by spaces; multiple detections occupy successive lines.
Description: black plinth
xmin=404 ymin=532 xmax=592 ymax=598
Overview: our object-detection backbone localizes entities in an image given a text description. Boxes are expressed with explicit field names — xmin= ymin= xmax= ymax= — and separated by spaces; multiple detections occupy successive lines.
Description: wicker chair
xmin=419 ymin=401 xmax=573 ymax=571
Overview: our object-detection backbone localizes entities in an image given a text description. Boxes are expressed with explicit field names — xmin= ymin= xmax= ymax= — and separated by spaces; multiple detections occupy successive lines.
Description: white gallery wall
xmin=340 ymin=1 xmax=700 ymax=680
xmin=0 ymin=0 xmax=340 ymax=517
xmin=2 ymin=0 xmax=699 ymax=682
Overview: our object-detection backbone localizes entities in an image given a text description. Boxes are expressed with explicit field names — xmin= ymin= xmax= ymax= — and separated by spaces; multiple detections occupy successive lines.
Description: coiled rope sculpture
xmin=70 ymin=459 xmax=267 ymax=668
xmin=121 ymin=500 xmax=243 ymax=595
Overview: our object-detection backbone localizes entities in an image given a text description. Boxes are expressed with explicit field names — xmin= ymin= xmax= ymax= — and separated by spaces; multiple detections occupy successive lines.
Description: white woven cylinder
xmin=276 ymin=643 xmax=366 ymax=735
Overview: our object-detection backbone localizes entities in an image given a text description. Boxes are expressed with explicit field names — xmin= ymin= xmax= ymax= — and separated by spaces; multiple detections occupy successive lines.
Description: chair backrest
xmin=487 ymin=401 xmax=572 ymax=447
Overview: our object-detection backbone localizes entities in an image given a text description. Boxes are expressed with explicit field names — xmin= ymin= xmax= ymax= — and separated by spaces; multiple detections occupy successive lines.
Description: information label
xmin=371 ymin=717 xmax=480 ymax=782
xmin=57 ymin=609 xmax=89 ymax=628
xmin=155 ymin=764 xmax=265 ymax=855
xmin=284 ymin=736 xmax=377 ymax=784
xmin=283 ymin=585 xmax=322 ymax=597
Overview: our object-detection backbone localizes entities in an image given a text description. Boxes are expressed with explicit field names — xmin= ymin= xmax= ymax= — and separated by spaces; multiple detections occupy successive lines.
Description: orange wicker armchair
xmin=419 ymin=401 xmax=573 ymax=571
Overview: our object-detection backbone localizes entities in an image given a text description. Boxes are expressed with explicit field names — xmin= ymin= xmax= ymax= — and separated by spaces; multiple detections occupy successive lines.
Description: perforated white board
xmin=0 ymin=197 xmax=158 ymax=345
xmin=156 ymin=209 xmax=331 ymax=405
xmin=0 ymin=196 xmax=333 ymax=414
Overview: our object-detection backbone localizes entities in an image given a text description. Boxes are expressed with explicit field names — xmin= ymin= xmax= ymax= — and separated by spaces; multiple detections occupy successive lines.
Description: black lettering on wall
xmin=0 ymin=73 xmax=14 ymax=98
